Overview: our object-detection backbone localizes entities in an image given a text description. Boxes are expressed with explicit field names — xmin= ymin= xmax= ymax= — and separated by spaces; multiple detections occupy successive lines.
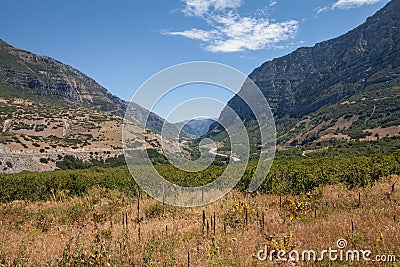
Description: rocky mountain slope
xmin=0 ymin=39 xmax=127 ymax=115
xmin=208 ymin=0 xmax=400 ymax=152
xmin=0 ymin=39 xmax=185 ymax=135
xmin=174 ymin=118 xmax=216 ymax=137
xmin=0 ymin=39 xmax=189 ymax=173
xmin=0 ymin=96 xmax=183 ymax=173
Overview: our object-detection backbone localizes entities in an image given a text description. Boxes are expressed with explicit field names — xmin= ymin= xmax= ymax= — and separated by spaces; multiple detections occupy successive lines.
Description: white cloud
xmin=207 ymin=13 xmax=298 ymax=52
xmin=269 ymin=1 xmax=277 ymax=7
xmin=166 ymin=29 xmax=214 ymax=41
xmin=332 ymin=0 xmax=383 ymax=9
xmin=183 ymin=0 xmax=243 ymax=17
xmin=316 ymin=6 xmax=330 ymax=13
xmin=164 ymin=0 xmax=298 ymax=53
xmin=317 ymin=0 xmax=384 ymax=12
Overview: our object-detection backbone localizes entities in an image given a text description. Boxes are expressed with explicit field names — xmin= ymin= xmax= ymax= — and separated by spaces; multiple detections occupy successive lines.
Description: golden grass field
xmin=0 ymin=175 xmax=399 ymax=266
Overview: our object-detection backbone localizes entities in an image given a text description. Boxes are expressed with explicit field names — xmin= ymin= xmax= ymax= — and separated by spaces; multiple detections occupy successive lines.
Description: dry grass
xmin=0 ymin=176 xmax=399 ymax=266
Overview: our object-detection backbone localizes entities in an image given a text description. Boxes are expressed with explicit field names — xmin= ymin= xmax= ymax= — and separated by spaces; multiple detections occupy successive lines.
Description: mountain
xmin=0 ymin=39 xmax=186 ymax=136
xmin=0 ymin=39 xmax=127 ymax=115
xmin=207 ymin=0 xmax=400 ymax=153
xmin=174 ymin=118 xmax=216 ymax=137
xmin=0 ymin=39 xmax=190 ymax=173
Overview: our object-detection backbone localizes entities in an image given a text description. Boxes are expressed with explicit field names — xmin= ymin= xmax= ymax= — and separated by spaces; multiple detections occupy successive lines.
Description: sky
xmin=0 ymin=0 xmax=390 ymax=122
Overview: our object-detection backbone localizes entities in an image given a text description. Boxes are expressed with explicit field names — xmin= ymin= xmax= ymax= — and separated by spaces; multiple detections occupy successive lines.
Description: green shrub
xmin=0 ymin=153 xmax=399 ymax=203
xmin=40 ymin=158 xmax=49 ymax=164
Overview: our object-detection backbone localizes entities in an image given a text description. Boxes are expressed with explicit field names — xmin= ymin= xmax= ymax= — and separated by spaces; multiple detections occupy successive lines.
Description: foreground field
xmin=0 ymin=174 xmax=398 ymax=266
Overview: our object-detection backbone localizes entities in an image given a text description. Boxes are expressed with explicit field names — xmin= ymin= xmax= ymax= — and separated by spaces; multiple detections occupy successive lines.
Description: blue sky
xmin=0 ymin=0 xmax=390 ymax=122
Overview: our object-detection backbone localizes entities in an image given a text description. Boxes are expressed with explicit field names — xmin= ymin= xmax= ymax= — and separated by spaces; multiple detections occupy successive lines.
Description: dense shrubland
xmin=1 ymin=152 xmax=399 ymax=202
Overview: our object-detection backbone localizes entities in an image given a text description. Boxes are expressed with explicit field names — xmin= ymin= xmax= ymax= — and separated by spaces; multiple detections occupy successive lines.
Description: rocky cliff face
xmin=0 ymin=39 xmax=127 ymax=115
xmin=247 ymin=0 xmax=399 ymax=119
xmin=0 ymin=39 xmax=184 ymax=136
xmin=208 ymin=0 xmax=400 ymax=148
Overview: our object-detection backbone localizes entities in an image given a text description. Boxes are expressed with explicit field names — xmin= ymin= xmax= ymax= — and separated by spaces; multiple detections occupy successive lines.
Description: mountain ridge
xmin=207 ymin=0 xmax=400 ymax=153
xmin=0 ymin=38 xmax=191 ymax=137
xmin=173 ymin=118 xmax=216 ymax=137
xmin=0 ymin=39 xmax=192 ymax=173
xmin=0 ymin=38 xmax=127 ymax=115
